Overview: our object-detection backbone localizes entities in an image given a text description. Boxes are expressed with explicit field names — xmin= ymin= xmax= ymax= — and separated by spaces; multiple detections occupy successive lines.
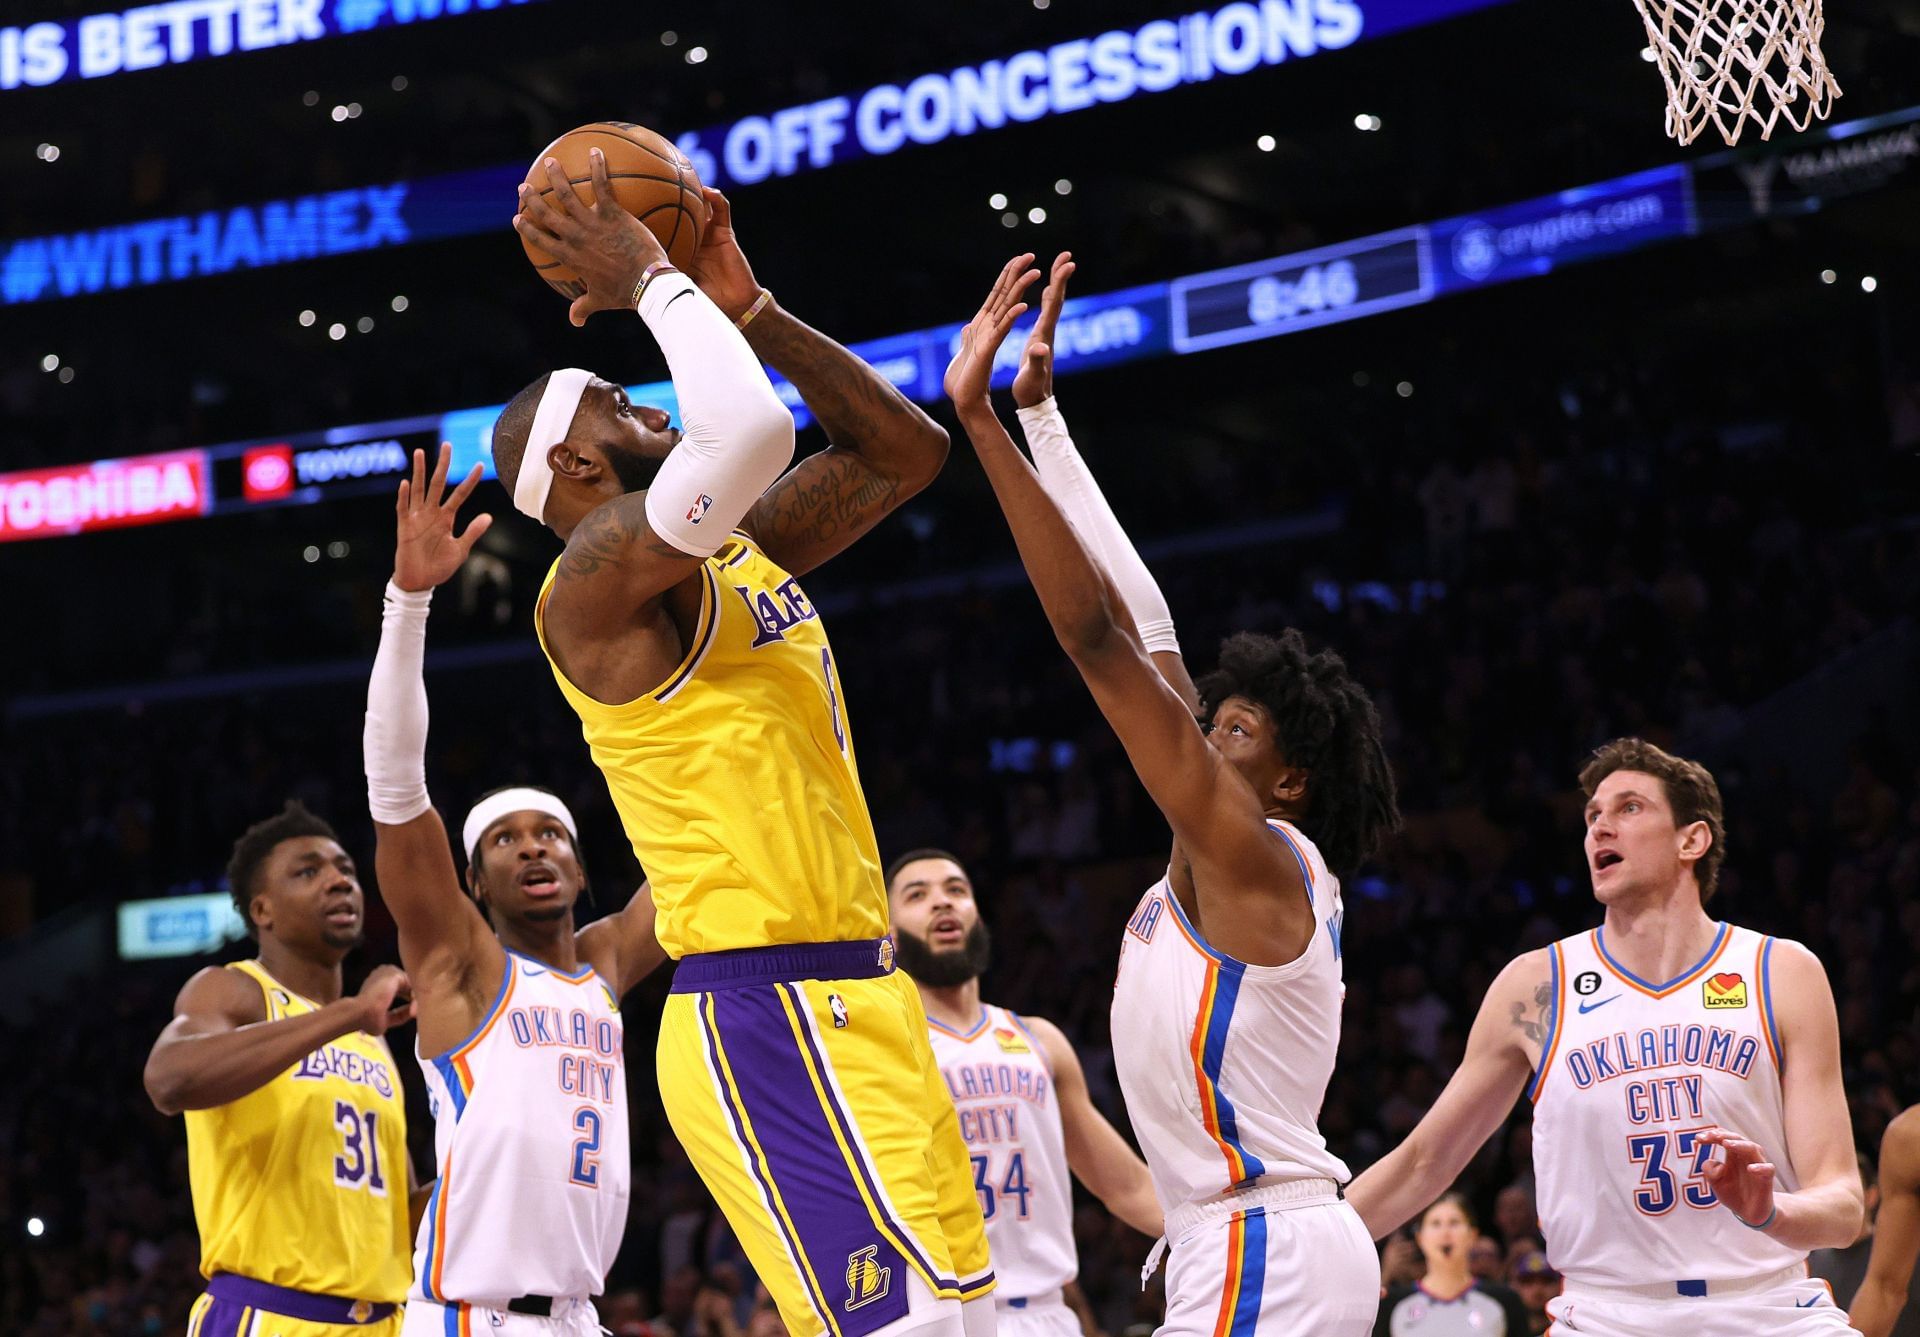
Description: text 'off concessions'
xmin=0 ymin=450 xmax=209 ymax=542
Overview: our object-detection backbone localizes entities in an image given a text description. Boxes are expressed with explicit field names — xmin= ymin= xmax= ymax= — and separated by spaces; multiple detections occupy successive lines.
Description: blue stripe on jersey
xmin=1760 ymin=938 xmax=1783 ymax=1061
xmin=1596 ymin=921 xmax=1727 ymax=993
xmin=419 ymin=1177 xmax=446 ymax=1302
xmin=1230 ymin=1207 xmax=1269 ymax=1337
xmin=1202 ymin=959 xmax=1268 ymax=1185
xmin=442 ymin=1301 xmax=460 ymax=1335
xmin=1268 ymin=822 xmax=1314 ymax=898
xmin=1525 ymin=944 xmax=1561 ymax=1102
xmin=432 ymin=1055 xmax=468 ymax=1119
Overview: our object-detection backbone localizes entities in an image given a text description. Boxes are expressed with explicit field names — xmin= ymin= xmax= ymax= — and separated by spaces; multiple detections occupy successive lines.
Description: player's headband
xmin=514 ymin=367 xmax=593 ymax=523
xmin=462 ymin=788 xmax=579 ymax=860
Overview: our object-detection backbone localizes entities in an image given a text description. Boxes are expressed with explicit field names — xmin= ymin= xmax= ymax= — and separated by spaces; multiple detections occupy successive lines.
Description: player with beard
xmin=363 ymin=446 xmax=668 ymax=1336
xmin=1348 ymin=740 xmax=1862 ymax=1335
xmin=887 ymin=850 xmax=1162 ymax=1337
xmin=145 ymin=802 xmax=418 ymax=1337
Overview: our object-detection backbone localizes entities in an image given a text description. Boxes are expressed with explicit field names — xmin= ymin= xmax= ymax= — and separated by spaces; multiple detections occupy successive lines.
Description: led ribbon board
xmin=1 ymin=0 xmax=544 ymax=91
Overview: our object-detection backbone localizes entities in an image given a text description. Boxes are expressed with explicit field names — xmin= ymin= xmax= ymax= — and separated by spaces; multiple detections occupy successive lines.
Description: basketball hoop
xmin=1632 ymin=0 xmax=1840 ymax=145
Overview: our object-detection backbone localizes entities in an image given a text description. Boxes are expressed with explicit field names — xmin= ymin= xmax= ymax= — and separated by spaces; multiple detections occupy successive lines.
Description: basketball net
xmin=1632 ymin=0 xmax=1840 ymax=145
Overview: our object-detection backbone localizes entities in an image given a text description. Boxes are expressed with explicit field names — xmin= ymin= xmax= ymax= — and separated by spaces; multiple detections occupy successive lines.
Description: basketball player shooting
xmin=945 ymin=254 xmax=1400 ymax=1337
xmin=502 ymin=153 xmax=995 ymax=1337
xmin=363 ymin=445 xmax=669 ymax=1335
xmin=1347 ymin=740 xmax=1864 ymax=1335
xmin=887 ymin=849 xmax=1163 ymax=1337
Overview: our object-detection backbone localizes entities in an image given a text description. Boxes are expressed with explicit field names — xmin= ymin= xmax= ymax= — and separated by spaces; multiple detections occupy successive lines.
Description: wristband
xmin=631 ymin=261 xmax=678 ymax=310
xmin=735 ymin=288 xmax=773 ymax=330
xmin=1735 ymin=1204 xmax=1778 ymax=1231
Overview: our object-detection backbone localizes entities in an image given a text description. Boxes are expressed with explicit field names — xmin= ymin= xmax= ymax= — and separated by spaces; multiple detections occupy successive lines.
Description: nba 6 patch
xmin=1703 ymin=972 xmax=1748 ymax=1008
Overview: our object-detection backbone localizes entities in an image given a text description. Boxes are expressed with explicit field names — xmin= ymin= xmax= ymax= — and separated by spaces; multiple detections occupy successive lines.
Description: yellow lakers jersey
xmin=536 ymin=531 xmax=887 ymax=957
xmin=184 ymin=960 xmax=411 ymax=1302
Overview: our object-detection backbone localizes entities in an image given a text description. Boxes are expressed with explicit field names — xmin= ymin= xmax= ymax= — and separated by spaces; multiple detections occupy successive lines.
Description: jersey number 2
xmin=571 ymin=1107 xmax=603 ymax=1188
xmin=332 ymin=1101 xmax=387 ymax=1196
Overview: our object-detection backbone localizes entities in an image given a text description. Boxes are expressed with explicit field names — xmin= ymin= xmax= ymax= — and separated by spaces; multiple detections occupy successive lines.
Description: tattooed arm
xmin=1346 ymin=949 xmax=1552 ymax=1238
xmin=736 ymin=301 xmax=950 ymax=576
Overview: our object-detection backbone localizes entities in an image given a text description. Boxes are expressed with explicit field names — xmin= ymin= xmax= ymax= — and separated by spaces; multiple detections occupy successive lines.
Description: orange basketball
xmin=520 ymin=121 xmax=710 ymax=300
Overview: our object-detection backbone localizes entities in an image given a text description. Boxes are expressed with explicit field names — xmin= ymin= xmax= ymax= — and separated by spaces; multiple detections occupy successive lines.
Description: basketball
xmin=519 ymin=121 xmax=710 ymax=299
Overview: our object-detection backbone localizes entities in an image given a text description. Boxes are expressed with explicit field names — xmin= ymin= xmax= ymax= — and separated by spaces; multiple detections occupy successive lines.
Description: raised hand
xmin=943 ymin=253 xmax=1041 ymax=409
xmin=1698 ymin=1126 xmax=1778 ymax=1228
xmin=354 ymin=965 xmax=415 ymax=1036
xmin=394 ymin=444 xmax=492 ymax=593
xmin=512 ymin=148 xmax=670 ymax=327
xmin=683 ymin=187 xmax=763 ymax=323
xmin=1012 ymin=251 xmax=1076 ymax=409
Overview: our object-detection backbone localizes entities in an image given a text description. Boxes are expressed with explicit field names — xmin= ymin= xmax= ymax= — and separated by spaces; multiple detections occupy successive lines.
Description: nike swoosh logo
xmin=1577 ymin=995 xmax=1620 ymax=1013
xmin=1797 ymin=1298 xmax=1822 ymax=1308
xmin=521 ymin=967 xmax=548 ymax=977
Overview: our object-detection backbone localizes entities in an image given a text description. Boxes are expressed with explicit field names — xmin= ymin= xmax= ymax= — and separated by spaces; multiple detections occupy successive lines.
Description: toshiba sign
xmin=0 ymin=449 xmax=209 ymax=541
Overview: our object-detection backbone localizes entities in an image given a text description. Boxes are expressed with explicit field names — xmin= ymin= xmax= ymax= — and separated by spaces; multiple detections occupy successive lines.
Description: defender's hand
xmin=1012 ymin=251 xmax=1076 ymax=409
xmin=683 ymin=188 xmax=762 ymax=323
xmin=943 ymin=253 xmax=1040 ymax=408
xmin=394 ymin=444 xmax=492 ymax=593
xmin=513 ymin=148 xmax=670 ymax=327
xmin=354 ymin=965 xmax=416 ymax=1036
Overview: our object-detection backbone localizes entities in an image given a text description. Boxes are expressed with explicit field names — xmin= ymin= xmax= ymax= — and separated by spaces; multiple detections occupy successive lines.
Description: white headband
xmin=514 ymin=367 xmax=593 ymax=522
xmin=462 ymin=787 xmax=579 ymax=857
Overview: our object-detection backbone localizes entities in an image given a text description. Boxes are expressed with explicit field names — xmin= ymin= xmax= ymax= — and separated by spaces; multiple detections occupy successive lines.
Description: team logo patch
xmin=993 ymin=1026 xmax=1031 ymax=1054
xmin=349 ymin=1300 xmax=374 ymax=1323
xmin=845 ymin=1245 xmax=892 ymax=1310
xmin=1703 ymin=972 xmax=1748 ymax=1008
xmin=1574 ymin=970 xmax=1602 ymax=997
xmin=876 ymin=938 xmax=895 ymax=973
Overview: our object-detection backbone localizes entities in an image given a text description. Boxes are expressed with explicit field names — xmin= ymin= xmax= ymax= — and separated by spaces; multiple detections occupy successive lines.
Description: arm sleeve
xmin=638 ymin=273 xmax=796 ymax=557
xmin=1014 ymin=394 xmax=1179 ymax=655
xmin=363 ymin=581 xmax=433 ymax=825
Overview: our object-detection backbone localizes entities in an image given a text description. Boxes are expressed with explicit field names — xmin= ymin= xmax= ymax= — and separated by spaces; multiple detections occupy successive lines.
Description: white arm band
xmin=637 ymin=274 xmax=796 ymax=557
xmin=1016 ymin=395 xmax=1180 ymax=655
xmin=364 ymin=581 xmax=433 ymax=826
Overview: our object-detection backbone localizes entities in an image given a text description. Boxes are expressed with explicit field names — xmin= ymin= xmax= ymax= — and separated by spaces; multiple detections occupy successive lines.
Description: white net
xmin=1632 ymin=0 xmax=1841 ymax=145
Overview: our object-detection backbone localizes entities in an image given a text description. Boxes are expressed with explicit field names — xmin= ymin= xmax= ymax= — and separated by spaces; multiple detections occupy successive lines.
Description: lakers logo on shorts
xmin=1703 ymin=972 xmax=1748 ymax=1008
xmin=845 ymin=1245 xmax=892 ymax=1311
xmin=348 ymin=1300 xmax=373 ymax=1323
xmin=877 ymin=939 xmax=896 ymax=973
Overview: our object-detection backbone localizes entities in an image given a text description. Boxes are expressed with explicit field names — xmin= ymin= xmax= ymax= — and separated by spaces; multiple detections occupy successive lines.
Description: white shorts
xmin=994 ymin=1292 xmax=1080 ymax=1337
xmin=1159 ymin=1183 xmax=1380 ymax=1337
xmin=1548 ymin=1273 xmax=1847 ymax=1335
xmin=401 ymin=1297 xmax=601 ymax=1336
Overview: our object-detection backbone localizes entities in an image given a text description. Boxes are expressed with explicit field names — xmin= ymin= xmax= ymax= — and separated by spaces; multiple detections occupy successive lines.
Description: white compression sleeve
xmin=638 ymin=274 xmax=796 ymax=556
xmin=364 ymin=581 xmax=433 ymax=826
xmin=1016 ymin=395 xmax=1180 ymax=655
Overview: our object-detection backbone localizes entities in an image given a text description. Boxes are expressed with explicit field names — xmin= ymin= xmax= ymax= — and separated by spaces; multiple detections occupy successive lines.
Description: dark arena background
xmin=3 ymin=0 xmax=1919 ymax=1333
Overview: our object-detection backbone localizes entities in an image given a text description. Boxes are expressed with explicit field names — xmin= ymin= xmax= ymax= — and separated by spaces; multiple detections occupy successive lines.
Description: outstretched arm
xmin=944 ymin=256 xmax=1302 ymax=965
xmin=576 ymin=880 xmax=669 ymax=997
xmin=1345 ymin=951 xmax=1547 ymax=1237
xmin=1698 ymin=940 xmax=1863 ymax=1251
xmin=145 ymin=965 xmax=412 ymax=1115
xmin=684 ymin=189 xmax=950 ymax=577
xmin=1012 ymin=252 xmax=1196 ymax=712
xmin=1853 ymin=1108 xmax=1920 ymax=1336
xmin=365 ymin=447 xmax=505 ymax=1052
xmin=1025 ymin=1015 xmax=1163 ymax=1239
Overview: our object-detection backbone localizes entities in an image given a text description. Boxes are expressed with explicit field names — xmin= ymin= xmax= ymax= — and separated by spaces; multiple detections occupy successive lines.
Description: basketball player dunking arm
xmin=362 ymin=447 xmax=669 ymax=1336
xmin=504 ymin=154 xmax=993 ymax=1337
xmin=1852 ymin=1106 xmax=1920 ymax=1336
xmin=887 ymin=849 xmax=1164 ymax=1337
xmin=1348 ymin=739 xmax=1865 ymax=1336
xmin=144 ymin=802 xmax=420 ymax=1337
xmin=945 ymin=253 xmax=1402 ymax=1337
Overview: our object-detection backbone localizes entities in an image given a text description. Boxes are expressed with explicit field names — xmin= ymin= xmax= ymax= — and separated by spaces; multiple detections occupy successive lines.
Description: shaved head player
xmin=502 ymin=152 xmax=992 ymax=1337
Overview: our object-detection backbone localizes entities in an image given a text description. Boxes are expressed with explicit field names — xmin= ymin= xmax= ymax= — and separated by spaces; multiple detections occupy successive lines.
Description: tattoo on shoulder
xmin=1510 ymin=979 xmax=1554 ymax=1047
xmin=556 ymin=497 xmax=682 ymax=583
xmin=756 ymin=452 xmax=900 ymax=551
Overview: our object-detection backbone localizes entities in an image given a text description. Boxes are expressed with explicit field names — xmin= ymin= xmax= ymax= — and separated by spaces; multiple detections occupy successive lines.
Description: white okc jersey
xmin=1111 ymin=820 xmax=1350 ymax=1210
xmin=928 ymin=1004 xmax=1076 ymax=1298
xmin=415 ymin=950 xmax=630 ymax=1305
xmin=1532 ymin=922 xmax=1804 ymax=1287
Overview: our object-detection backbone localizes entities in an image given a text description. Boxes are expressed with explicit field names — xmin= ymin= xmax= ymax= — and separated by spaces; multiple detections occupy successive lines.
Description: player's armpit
xmin=371 ymin=806 xmax=502 ymax=1053
xmin=1850 ymin=1108 xmax=1920 ymax=1337
xmin=547 ymin=490 xmax=707 ymax=617
xmin=1345 ymin=950 xmax=1545 ymax=1238
xmin=577 ymin=880 xmax=668 ymax=996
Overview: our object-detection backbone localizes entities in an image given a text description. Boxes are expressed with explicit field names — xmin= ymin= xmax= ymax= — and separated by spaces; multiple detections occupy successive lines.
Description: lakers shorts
xmin=187 ymin=1274 xmax=402 ymax=1337
xmin=660 ymin=939 xmax=993 ymax=1337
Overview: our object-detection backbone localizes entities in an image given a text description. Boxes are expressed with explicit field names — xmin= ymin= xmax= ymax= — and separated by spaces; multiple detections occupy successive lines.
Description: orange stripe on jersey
xmin=1531 ymin=941 xmax=1570 ymax=1104
xmin=450 ymin=968 xmax=517 ymax=1095
xmin=1210 ymin=1212 xmax=1247 ymax=1337
xmin=1188 ymin=961 xmax=1242 ymax=1184
xmin=1590 ymin=922 xmax=1732 ymax=999
xmin=429 ymin=1148 xmax=456 ymax=1301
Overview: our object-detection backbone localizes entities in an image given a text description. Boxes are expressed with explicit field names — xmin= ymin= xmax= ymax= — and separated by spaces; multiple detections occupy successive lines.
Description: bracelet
xmin=735 ymin=288 xmax=773 ymax=330
xmin=630 ymin=260 xmax=678 ymax=309
xmin=1735 ymin=1204 xmax=1778 ymax=1231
